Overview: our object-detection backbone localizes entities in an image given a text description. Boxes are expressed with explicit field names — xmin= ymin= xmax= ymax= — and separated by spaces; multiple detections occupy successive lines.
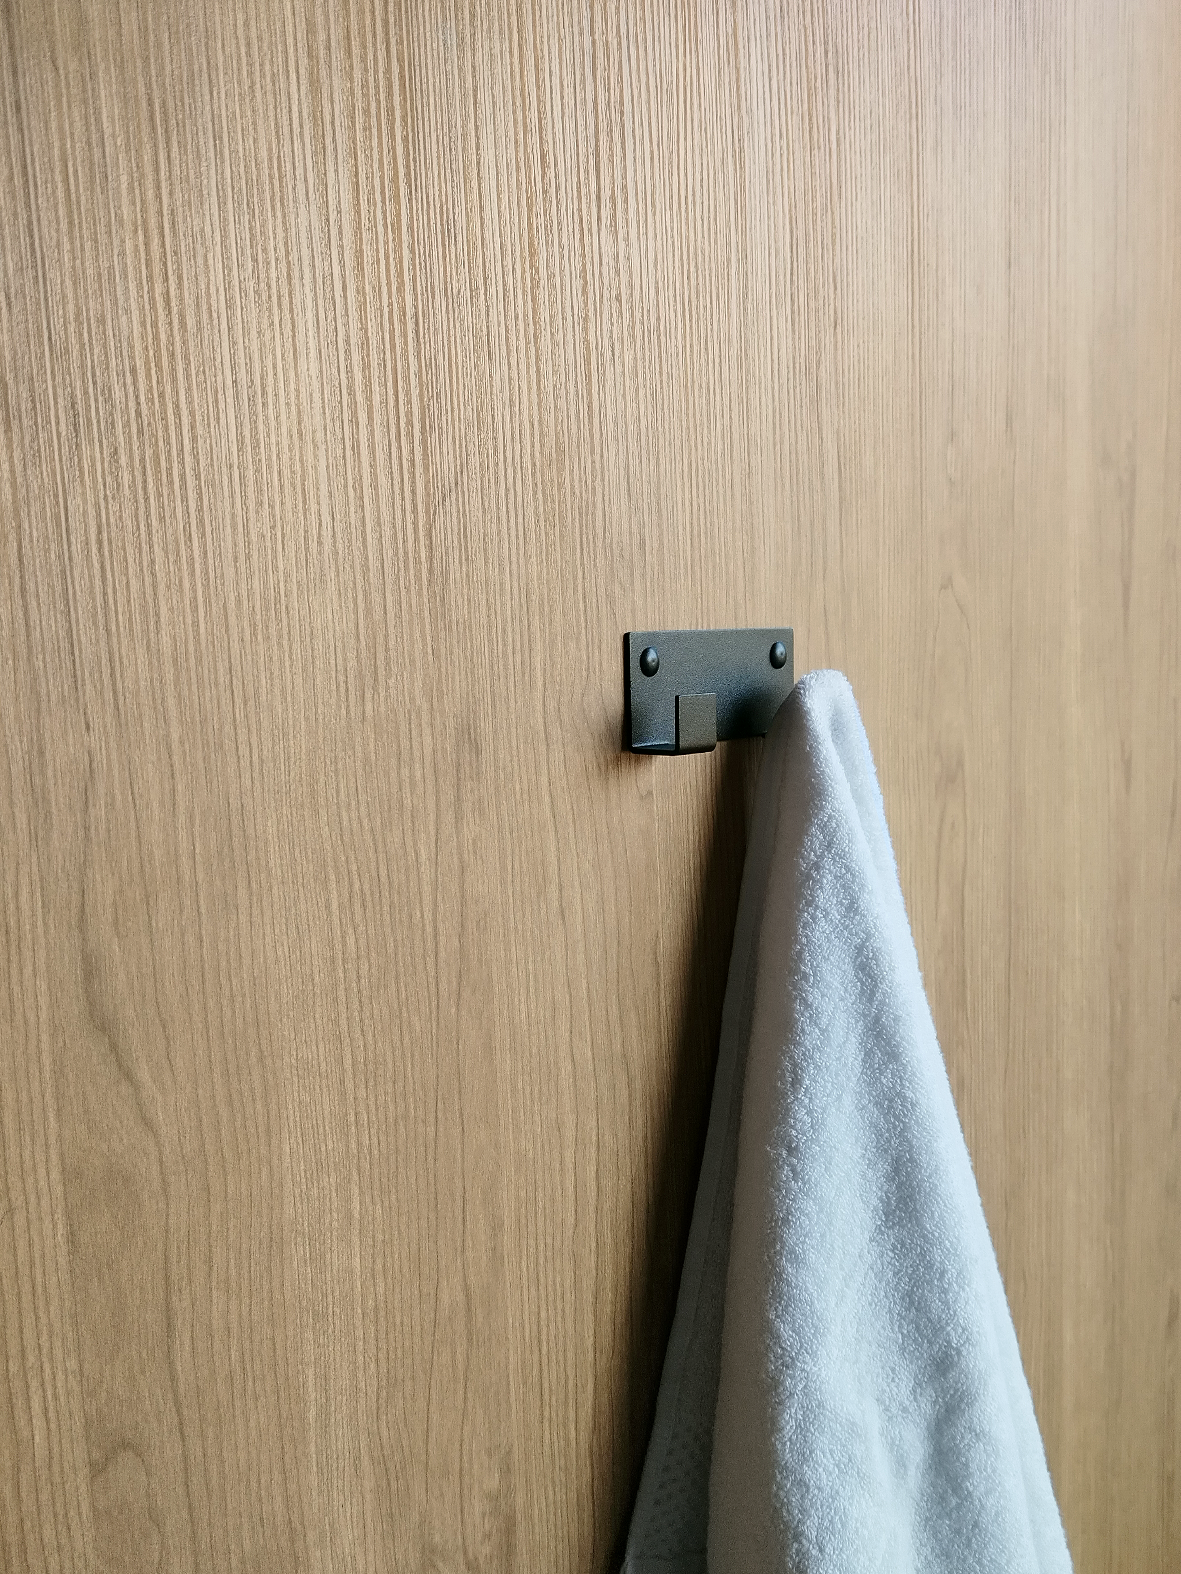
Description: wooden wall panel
xmin=1 ymin=2 xmax=1177 ymax=1570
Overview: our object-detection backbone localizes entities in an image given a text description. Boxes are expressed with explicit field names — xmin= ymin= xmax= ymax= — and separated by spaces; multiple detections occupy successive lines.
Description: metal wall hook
xmin=623 ymin=628 xmax=794 ymax=754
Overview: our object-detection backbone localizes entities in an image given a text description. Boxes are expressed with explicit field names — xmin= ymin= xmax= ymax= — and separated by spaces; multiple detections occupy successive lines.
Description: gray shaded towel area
xmin=623 ymin=670 xmax=1070 ymax=1574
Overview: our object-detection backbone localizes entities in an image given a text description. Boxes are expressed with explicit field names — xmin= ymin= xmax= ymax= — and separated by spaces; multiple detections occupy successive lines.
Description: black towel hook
xmin=623 ymin=627 xmax=794 ymax=755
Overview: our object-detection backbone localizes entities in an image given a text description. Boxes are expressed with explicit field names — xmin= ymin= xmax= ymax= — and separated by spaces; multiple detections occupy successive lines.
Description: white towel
xmin=624 ymin=670 xmax=1071 ymax=1574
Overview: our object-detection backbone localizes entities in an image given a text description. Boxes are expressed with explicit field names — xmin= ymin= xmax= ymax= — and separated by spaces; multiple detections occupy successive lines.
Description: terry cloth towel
xmin=623 ymin=670 xmax=1071 ymax=1574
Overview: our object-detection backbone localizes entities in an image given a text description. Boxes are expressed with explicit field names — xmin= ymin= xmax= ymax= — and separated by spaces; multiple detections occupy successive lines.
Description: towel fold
xmin=624 ymin=670 xmax=1070 ymax=1574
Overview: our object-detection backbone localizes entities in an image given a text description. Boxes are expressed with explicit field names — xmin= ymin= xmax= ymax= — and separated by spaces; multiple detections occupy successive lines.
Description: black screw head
xmin=639 ymin=646 xmax=660 ymax=677
xmin=769 ymin=640 xmax=787 ymax=669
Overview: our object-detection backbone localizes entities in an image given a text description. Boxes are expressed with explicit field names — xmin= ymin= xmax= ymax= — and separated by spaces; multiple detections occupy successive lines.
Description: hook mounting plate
xmin=623 ymin=627 xmax=794 ymax=754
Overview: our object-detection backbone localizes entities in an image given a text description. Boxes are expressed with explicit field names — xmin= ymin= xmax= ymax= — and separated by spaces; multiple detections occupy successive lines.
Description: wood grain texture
xmin=1 ymin=1 xmax=1178 ymax=1569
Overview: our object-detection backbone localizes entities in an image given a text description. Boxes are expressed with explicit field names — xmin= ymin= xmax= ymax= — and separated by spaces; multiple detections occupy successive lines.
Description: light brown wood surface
xmin=2 ymin=2 xmax=1178 ymax=1570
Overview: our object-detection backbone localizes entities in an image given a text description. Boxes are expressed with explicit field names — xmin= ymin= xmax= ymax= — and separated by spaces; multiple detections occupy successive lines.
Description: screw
xmin=769 ymin=640 xmax=787 ymax=669
xmin=640 ymin=646 xmax=660 ymax=677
